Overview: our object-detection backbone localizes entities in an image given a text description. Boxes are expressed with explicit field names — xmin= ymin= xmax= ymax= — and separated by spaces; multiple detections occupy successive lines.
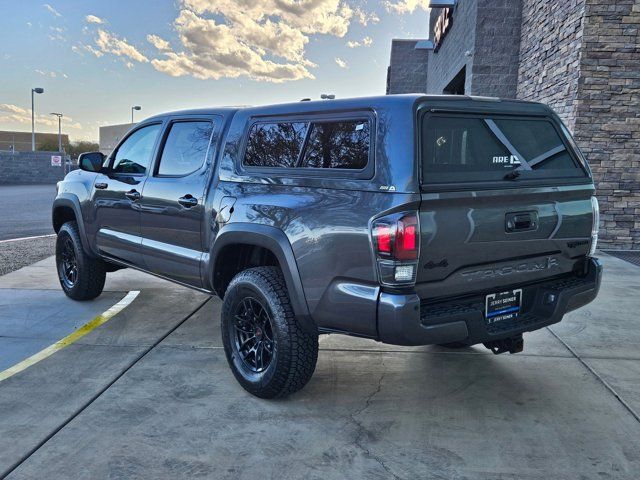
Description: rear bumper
xmin=377 ymin=257 xmax=603 ymax=346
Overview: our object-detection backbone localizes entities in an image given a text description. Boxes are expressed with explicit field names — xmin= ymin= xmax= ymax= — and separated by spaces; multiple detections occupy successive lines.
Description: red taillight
xmin=375 ymin=224 xmax=392 ymax=254
xmin=396 ymin=215 xmax=418 ymax=260
xmin=373 ymin=213 xmax=419 ymax=261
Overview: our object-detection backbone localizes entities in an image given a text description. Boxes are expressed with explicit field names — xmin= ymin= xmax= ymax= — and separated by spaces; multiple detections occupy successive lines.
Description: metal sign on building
xmin=433 ymin=8 xmax=454 ymax=52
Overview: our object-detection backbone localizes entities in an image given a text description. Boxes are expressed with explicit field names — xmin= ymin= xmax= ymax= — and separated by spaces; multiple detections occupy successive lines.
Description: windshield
xmin=421 ymin=114 xmax=587 ymax=184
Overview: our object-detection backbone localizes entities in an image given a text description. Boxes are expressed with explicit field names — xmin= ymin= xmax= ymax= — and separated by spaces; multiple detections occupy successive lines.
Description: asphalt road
xmin=0 ymin=185 xmax=56 ymax=241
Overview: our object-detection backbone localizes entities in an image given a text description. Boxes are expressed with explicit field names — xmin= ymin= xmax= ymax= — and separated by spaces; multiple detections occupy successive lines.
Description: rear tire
xmin=56 ymin=221 xmax=106 ymax=301
xmin=221 ymin=266 xmax=318 ymax=398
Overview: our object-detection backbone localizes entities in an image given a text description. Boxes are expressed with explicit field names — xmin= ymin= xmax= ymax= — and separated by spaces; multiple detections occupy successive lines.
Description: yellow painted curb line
xmin=0 ymin=290 xmax=140 ymax=382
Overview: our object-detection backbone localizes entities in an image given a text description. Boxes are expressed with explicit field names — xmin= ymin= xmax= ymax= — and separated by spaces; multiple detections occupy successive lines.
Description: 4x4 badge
xmin=424 ymin=259 xmax=449 ymax=269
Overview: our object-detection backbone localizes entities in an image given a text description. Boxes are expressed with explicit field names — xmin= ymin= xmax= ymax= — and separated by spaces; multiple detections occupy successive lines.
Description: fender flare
xmin=209 ymin=223 xmax=316 ymax=334
xmin=52 ymin=194 xmax=94 ymax=256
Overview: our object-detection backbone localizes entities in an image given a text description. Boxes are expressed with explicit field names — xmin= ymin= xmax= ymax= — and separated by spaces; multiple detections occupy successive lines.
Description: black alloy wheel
xmin=232 ymin=297 xmax=276 ymax=373
xmin=58 ymin=236 xmax=78 ymax=289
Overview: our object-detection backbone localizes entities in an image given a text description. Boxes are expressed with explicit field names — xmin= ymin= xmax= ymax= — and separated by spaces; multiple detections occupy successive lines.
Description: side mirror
xmin=78 ymin=152 xmax=105 ymax=172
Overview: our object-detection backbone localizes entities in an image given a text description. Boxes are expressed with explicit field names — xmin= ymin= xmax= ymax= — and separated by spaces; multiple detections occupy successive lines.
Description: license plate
xmin=485 ymin=289 xmax=522 ymax=324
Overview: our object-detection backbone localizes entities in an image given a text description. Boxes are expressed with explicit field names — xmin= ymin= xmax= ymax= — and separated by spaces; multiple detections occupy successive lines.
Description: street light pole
xmin=50 ymin=112 xmax=64 ymax=173
xmin=31 ymin=87 xmax=45 ymax=151
xmin=131 ymin=105 xmax=141 ymax=124
xmin=50 ymin=113 xmax=63 ymax=152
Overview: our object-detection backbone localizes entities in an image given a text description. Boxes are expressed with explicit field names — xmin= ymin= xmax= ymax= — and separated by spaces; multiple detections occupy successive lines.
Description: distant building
xmin=99 ymin=123 xmax=135 ymax=156
xmin=387 ymin=0 xmax=640 ymax=250
xmin=0 ymin=130 xmax=69 ymax=153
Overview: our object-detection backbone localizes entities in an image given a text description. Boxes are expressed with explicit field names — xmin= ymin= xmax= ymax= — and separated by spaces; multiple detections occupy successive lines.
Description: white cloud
xmin=354 ymin=8 xmax=379 ymax=26
xmin=148 ymin=0 xmax=356 ymax=83
xmin=347 ymin=36 xmax=373 ymax=48
xmin=85 ymin=15 xmax=104 ymax=24
xmin=48 ymin=25 xmax=67 ymax=42
xmin=35 ymin=69 xmax=58 ymax=78
xmin=72 ymin=43 xmax=104 ymax=58
xmin=384 ymin=0 xmax=430 ymax=14
xmin=43 ymin=3 xmax=62 ymax=17
xmin=335 ymin=57 xmax=348 ymax=68
xmin=147 ymin=34 xmax=171 ymax=52
xmin=26 ymin=22 xmax=33 ymax=27
xmin=94 ymin=29 xmax=148 ymax=64
xmin=0 ymin=104 xmax=82 ymax=130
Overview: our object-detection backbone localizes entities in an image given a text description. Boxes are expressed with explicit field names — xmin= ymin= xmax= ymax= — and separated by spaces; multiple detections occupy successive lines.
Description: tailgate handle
xmin=506 ymin=212 xmax=537 ymax=232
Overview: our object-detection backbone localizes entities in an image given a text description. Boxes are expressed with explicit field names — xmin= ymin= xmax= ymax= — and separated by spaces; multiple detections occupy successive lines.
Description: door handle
xmin=178 ymin=195 xmax=198 ymax=208
xmin=95 ymin=182 xmax=108 ymax=190
xmin=125 ymin=189 xmax=141 ymax=201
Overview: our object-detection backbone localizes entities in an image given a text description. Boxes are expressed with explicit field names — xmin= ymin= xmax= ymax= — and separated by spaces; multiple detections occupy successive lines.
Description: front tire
xmin=56 ymin=221 xmax=106 ymax=300
xmin=221 ymin=267 xmax=318 ymax=398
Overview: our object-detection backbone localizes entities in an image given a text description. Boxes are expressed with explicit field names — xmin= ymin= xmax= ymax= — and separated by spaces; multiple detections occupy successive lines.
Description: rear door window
xmin=422 ymin=115 xmax=586 ymax=184
xmin=157 ymin=121 xmax=213 ymax=176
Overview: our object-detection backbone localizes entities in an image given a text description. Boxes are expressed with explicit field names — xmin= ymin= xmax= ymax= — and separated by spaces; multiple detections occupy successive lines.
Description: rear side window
xmin=157 ymin=121 xmax=213 ymax=176
xmin=242 ymin=118 xmax=371 ymax=171
xmin=422 ymin=115 xmax=585 ymax=184
xmin=244 ymin=122 xmax=307 ymax=168
xmin=300 ymin=120 xmax=369 ymax=170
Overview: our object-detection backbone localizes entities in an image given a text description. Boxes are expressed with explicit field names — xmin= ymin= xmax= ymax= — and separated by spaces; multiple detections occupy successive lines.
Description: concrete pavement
xmin=0 ymin=254 xmax=639 ymax=479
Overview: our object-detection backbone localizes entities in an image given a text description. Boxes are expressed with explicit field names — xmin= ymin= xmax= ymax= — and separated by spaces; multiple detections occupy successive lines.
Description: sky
xmin=0 ymin=0 xmax=431 ymax=142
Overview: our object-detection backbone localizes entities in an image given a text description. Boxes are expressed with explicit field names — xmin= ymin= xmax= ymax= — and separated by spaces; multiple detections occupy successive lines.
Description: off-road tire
xmin=56 ymin=221 xmax=106 ymax=300
xmin=221 ymin=266 xmax=319 ymax=398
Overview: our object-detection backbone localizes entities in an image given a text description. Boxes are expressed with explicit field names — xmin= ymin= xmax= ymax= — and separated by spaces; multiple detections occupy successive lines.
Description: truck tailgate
xmin=415 ymin=184 xmax=594 ymax=301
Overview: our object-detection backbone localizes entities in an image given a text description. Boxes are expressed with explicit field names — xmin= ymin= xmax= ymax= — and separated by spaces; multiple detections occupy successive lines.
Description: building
xmin=387 ymin=0 xmax=640 ymax=250
xmin=99 ymin=123 xmax=135 ymax=157
xmin=0 ymin=130 xmax=69 ymax=153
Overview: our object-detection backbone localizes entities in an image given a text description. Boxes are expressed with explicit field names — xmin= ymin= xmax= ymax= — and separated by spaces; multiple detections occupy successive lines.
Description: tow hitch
xmin=483 ymin=334 xmax=524 ymax=355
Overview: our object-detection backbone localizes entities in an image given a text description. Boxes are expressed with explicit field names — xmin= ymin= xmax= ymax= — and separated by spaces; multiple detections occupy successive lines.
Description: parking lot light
xmin=131 ymin=105 xmax=141 ymax=124
xmin=31 ymin=87 xmax=45 ymax=151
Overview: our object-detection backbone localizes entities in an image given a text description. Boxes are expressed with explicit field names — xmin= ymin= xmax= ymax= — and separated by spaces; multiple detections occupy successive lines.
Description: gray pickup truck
xmin=53 ymin=95 xmax=602 ymax=398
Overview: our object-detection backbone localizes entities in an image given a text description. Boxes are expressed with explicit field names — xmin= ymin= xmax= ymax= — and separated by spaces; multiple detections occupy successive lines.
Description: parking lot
xmin=0 ymin=251 xmax=639 ymax=479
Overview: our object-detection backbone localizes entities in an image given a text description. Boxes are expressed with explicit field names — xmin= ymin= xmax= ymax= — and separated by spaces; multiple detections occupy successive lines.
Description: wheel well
xmin=213 ymin=244 xmax=280 ymax=298
xmin=52 ymin=206 xmax=77 ymax=233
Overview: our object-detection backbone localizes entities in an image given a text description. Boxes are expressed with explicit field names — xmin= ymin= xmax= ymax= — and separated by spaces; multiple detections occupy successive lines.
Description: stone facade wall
xmin=0 ymin=152 xmax=71 ymax=185
xmin=472 ymin=0 xmax=523 ymax=98
xmin=574 ymin=0 xmax=640 ymax=249
xmin=386 ymin=40 xmax=429 ymax=94
xmin=427 ymin=1 xmax=477 ymax=95
xmin=517 ymin=0 xmax=586 ymax=130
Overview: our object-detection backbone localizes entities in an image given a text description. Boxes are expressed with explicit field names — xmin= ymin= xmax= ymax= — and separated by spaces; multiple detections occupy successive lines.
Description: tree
xmin=37 ymin=138 xmax=63 ymax=152
xmin=67 ymin=141 xmax=99 ymax=160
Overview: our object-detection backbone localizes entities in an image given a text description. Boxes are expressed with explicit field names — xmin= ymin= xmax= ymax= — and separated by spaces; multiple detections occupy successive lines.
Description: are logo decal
xmin=492 ymin=155 xmax=521 ymax=167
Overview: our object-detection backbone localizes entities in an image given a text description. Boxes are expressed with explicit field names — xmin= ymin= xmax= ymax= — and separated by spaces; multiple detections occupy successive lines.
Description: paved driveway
xmin=0 ymin=254 xmax=639 ymax=479
xmin=0 ymin=185 xmax=56 ymax=241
